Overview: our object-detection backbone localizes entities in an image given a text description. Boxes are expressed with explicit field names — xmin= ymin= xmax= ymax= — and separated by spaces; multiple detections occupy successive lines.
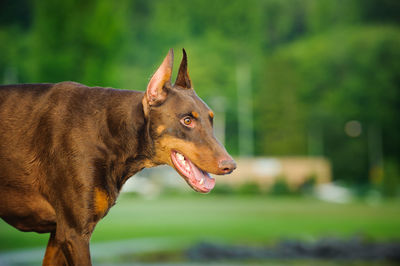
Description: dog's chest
xmin=0 ymin=191 xmax=56 ymax=233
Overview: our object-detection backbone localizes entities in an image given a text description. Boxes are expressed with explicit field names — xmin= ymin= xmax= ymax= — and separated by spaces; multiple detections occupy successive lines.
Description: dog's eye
xmin=181 ymin=116 xmax=194 ymax=128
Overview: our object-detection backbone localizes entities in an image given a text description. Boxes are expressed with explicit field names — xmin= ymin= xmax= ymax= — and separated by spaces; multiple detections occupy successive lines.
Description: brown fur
xmin=0 ymin=49 xmax=235 ymax=265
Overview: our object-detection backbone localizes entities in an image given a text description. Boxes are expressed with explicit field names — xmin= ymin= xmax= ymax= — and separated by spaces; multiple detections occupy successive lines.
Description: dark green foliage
xmin=269 ymin=178 xmax=292 ymax=196
xmin=210 ymin=184 xmax=235 ymax=195
xmin=236 ymin=182 xmax=263 ymax=195
xmin=258 ymin=26 xmax=400 ymax=185
xmin=299 ymin=175 xmax=317 ymax=195
xmin=382 ymin=160 xmax=400 ymax=198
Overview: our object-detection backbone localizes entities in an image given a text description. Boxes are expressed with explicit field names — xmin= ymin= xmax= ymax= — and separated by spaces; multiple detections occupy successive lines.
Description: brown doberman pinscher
xmin=0 ymin=49 xmax=236 ymax=265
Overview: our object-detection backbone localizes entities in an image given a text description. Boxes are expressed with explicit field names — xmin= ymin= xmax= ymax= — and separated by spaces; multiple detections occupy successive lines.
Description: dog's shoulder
xmin=51 ymin=81 xmax=88 ymax=93
xmin=53 ymin=81 xmax=83 ymax=88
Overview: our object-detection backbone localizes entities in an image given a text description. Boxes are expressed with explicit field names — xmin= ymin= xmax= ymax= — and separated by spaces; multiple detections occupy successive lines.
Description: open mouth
xmin=170 ymin=150 xmax=215 ymax=193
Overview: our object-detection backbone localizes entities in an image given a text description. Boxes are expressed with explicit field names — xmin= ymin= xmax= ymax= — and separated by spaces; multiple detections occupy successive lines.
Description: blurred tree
xmin=0 ymin=0 xmax=32 ymax=29
xmin=27 ymin=0 xmax=130 ymax=85
xmin=257 ymin=26 xmax=400 ymax=183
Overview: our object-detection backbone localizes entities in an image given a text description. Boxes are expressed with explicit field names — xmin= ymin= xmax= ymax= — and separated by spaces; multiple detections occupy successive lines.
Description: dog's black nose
xmin=218 ymin=158 xmax=237 ymax=174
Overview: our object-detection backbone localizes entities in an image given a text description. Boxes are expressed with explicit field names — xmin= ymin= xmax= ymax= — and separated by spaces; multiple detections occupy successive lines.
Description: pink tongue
xmin=187 ymin=160 xmax=215 ymax=191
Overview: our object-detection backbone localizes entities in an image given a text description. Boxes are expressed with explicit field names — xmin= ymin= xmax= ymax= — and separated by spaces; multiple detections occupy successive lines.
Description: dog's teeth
xmin=185 ymin=165 xmax=190 ymax=171
xmin=199 ymin=178 xmax=204 ymax=185
xmin=176 ymin=153 xmax=185 ymax=162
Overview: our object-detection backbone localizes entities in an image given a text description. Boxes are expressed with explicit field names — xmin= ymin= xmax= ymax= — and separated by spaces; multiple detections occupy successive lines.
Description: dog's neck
xmin=97 ymin=90 xmax=158 ymax=195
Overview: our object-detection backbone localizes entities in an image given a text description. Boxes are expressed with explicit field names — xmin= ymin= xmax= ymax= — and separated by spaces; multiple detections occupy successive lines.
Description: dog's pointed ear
xmin=145 ymin=49 xmax=174 ymax=106
xmin=174 ymin=48 xmax=192 ymax=89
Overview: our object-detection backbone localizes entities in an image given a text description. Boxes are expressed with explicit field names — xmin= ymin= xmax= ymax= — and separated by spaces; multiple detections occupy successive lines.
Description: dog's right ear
xmin=175 ymin=48 xmax=192 ymax=89
xmin=145 ymin=49 xmax=174 ymax=107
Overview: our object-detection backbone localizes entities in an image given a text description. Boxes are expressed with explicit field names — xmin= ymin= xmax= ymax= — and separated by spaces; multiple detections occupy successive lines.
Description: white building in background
xmin=218 ymin=157 xmax=331 ymax=190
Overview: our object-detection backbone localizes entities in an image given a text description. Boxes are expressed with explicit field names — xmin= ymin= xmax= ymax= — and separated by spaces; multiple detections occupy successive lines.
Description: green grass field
xmin=1 ymin=194 xmax=400 ymax=251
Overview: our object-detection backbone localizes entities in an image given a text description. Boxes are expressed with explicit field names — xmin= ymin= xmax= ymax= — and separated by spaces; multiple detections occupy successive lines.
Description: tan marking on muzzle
xmin=154 ymin=135 xmax=222 ymax=174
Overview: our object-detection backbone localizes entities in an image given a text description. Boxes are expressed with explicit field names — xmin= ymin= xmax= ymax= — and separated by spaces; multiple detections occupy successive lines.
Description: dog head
xmin=142 ymin=49 xmax=236 ymax=193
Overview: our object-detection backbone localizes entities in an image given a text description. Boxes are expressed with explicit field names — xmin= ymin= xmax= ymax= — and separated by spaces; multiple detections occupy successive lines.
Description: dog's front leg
xmin=45 ymin=227 xmax=91 ymax=266
xmin=60 ymin=230 xmax=91 ymax=265
xmin=42 ymin=217 xmax=93 ymax=266
xmin=43 ymin=230 xmax=92 ymax=266
xmin=43 ymin=232 xmax=68 ymax=266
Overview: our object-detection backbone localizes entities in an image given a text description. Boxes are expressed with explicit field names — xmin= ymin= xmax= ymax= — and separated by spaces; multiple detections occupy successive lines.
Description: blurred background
xmin=1 ymin=0 xmax=400 ymax=265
